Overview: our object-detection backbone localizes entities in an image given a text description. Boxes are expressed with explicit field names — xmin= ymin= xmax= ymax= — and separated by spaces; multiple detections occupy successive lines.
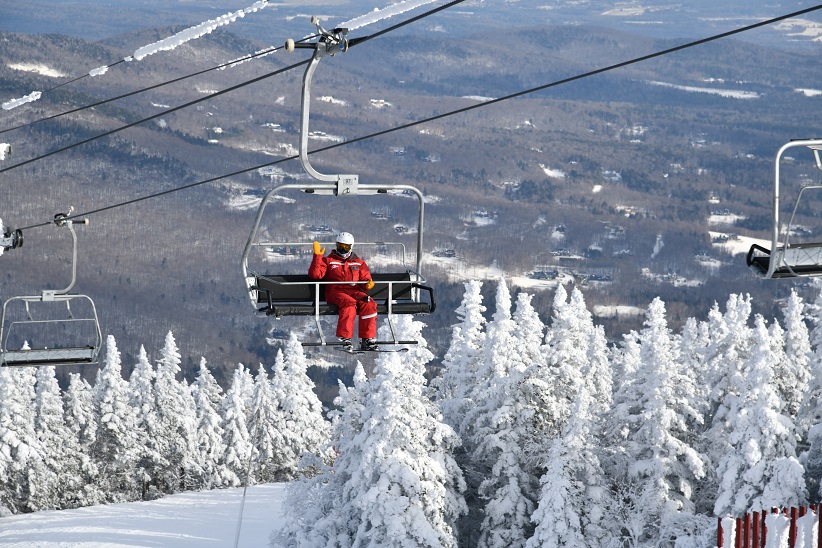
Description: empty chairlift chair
xmin=0 ymin=213 xmax=102 ymax=367
xmin=747 ymin=139 xmax=822 ymax=279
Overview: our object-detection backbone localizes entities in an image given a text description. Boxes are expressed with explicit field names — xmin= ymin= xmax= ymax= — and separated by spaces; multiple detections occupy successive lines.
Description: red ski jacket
xmin=308 ymin=251 xmax=373 ymax=299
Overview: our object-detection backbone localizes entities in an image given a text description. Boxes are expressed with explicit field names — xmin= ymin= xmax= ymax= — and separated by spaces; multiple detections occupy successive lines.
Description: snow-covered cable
xmin=14 ymin=2 xmax=822 ymax=233
xmin=0 ymin=1 xmax=269 ymax=112
xmin=220 ymin=45 xmax=279 ymax=70
xmin=131 ymin=0 xmax=269 ymax=61
xmin=339 ymin=0 xmax=443 ymax=31
xmin=2 ymin=91 xmax=41 ymax=111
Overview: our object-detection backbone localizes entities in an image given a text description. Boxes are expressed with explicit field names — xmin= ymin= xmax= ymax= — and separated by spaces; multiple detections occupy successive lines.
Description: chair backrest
xmin=255 ymin=272 xmax=420 ymax=305
xmin=255 ymin=275 xmax=317 ymax=304
xmin=370 ymin=272 xmax=414 ymax=300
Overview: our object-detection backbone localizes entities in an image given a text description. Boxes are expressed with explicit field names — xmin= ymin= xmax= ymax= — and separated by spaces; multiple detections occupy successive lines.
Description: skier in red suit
xmin=309 ymin=232 xmax=378 ymax=351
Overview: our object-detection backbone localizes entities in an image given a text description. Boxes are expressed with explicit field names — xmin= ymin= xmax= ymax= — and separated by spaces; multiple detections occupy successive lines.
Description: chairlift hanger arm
xmin=52 ymin=210 xmax=89 ymax=296
xmin=285 ymin=19 xmax=360 ymax=194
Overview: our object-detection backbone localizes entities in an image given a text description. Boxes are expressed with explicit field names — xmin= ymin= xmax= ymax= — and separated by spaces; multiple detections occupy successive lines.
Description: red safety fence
xmin=717 ymin=505 xmax=821 ymax=547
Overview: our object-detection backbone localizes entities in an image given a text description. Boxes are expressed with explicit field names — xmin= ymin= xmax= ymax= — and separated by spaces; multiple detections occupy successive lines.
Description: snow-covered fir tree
xmin=541 ymin=285 xmax=594 ymax=435
xmin=153 ymin=331 xmax=199 ymax=492
xmin=430 ymin=279 xmax=487 ymax=435
xmin=703 ymin=294 xmax=755 ymax=469
xmin=247 ymin=362 xmax=283 ymax=483
xmin=91 ymin=335 xmax=142 ymax=502
xmin=0 ymin=367 xmax=39 ymax=514
xmin=271 ymin=334 xmax=331 ymax=478
xmin=714 ymin=315 xmax=806 ymax=516
xmin=528 ymin=386 xmax=613 ymax=548
xmin=221 ymin=363 xmax=252 ymax=487
xmin=279 ymin=316 xmax=465 ymax=547
xmin=470 ymin=280 xmax=539 ymax=548
xmin=277 ymin=362 xmax=369 ymax=547
xmin=128 ymin=345 xmax=164 ymax=499
xmin=779 ymin=290 xmax=812 ymax=423
xmin=30 ymin=367 xmax=68 ymax=511
xmin=606 ymin=297 xmax=706 ymax=546
xmin=191 ymin=357 xmax=230 ymax=489
xmin=62 ymin=373 xmax=101 ymax=508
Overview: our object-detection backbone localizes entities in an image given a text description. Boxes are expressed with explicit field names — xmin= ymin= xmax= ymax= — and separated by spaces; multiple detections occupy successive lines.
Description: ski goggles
xmin=336 ymin=242 xmax=352 ymax=254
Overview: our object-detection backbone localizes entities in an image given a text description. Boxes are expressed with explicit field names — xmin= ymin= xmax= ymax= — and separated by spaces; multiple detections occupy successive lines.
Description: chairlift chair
xmin=747 ymin=138 xmax=822 ymax=278
xmin=0 ymin=213 xmax=102 ymax=367
xmin=241 ymin=19 xmax=435 ymax=348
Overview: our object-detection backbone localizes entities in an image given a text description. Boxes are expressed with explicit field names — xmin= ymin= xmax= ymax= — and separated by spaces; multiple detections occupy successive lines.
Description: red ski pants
xmin=327 ymin=291 xmax=377 ymax=339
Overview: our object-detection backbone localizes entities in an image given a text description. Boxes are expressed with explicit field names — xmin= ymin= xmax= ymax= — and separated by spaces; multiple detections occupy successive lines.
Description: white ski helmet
xmin=336 ymin=232 xmax=354 ymax=257
xmin=336 ymin=232 xmax=354 ymax=246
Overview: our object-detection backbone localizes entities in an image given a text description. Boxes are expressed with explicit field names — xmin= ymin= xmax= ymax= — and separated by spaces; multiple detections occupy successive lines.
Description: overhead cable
xmin=0 ymin=0 xmax=467 ymax=177
xmin=15 ymin=2 xmax=822 ymax=230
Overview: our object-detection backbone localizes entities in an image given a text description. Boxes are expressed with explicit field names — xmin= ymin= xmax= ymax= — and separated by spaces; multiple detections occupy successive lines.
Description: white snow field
xmin=0 ymin=484 xmax=286 ymax=547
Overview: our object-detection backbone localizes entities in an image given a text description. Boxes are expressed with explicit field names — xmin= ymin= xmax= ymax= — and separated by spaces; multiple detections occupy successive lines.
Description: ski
xmin=336 ymin=347 xmax=410 ymax=355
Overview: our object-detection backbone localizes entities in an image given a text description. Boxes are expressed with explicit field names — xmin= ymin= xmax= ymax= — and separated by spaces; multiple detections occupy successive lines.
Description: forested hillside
xmin=3 ymin=279 xmax=822 ymax=547
xmin=1 ymin=3 xmax=822 ymax=395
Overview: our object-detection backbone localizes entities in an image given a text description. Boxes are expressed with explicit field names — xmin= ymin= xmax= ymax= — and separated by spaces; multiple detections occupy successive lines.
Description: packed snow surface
xmin=0 ymin=484 xmax=286 ymax=547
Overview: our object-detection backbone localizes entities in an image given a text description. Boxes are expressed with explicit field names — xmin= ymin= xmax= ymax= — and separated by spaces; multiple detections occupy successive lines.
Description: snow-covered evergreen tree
xmin=799 ymin=285 xmax=822 ymax=498
xmin=428 ymin=280 xmax=488 ymax=546
xmin=585 ymin=324 xmax=612 ymax=417
xmin=29 ymin=367 xmax=67 ymax=511
xmin=714 ymin=315 xmax=807 ymax=517
xmin=511 ymin=291 xmax=545 ymax=371
xmin=221 ymin=363 xmax=252 ymax=487
xmin=528 ymin=386 xmax=613 ymax=548
xmin=277 ymin=363 xmax=369 ymax=547
xmin=247 ymin=362 xmax=282 ymax=483
xmin=191 ymin=357 xmax=229 ymax=489
xmin=272 ymin=334 xmax=331 ymax=478
xmin=62 ymin=373 xmax=101 ymax=508
xmin=128 ymin=345 xmax=164 ymax=498
xmin=279 ymin=316 xmax=465 ymax=547
xmin=347 ymin=316 xmax=466 ymax=546
xmin=430 ymin=280 xmax=487 ymax=436
xmin=703 ymin=294 xmax=755 ymax=467
xmin=779 ymin=290 xmax=812 ymax=422
xmin=153 ymin=332 xmax=199 ymax=492
xmin=541 ymin=285 xmax=594 ymax=433
xmin=92 ymin=335 xmax=142 ymax=502
xmin=606 ymin=297 xmax=706 ymax=546
xmin=460 ymin=280 xmax=536 ymax=548
xmin=0 ymin=366 xmax=39 ymax=514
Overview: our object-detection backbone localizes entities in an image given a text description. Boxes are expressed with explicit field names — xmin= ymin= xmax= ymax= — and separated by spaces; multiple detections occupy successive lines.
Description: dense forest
xmin=3 ymin=279 xmax=822 ymax=547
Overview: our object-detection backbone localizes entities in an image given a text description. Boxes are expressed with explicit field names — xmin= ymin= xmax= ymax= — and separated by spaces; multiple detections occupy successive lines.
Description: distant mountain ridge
xmin=1 ymin=7 xmax=821 ymax=388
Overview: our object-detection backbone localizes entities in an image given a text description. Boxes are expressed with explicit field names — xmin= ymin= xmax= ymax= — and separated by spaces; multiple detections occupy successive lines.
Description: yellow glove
xmin=365 ymin=279 xmax=375 ymax=290
xmin=313 ymin=241 xmax=325 ymax=255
